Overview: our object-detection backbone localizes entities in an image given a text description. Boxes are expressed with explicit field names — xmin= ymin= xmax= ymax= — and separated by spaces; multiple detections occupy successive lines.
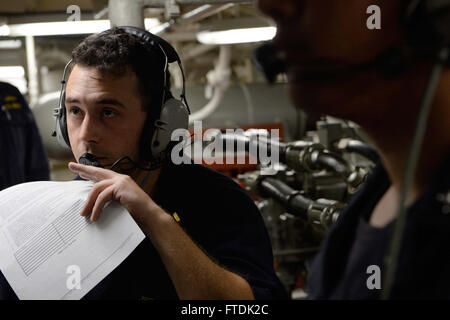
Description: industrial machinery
xmin=210 ymin=117 xmax=379 ymax=299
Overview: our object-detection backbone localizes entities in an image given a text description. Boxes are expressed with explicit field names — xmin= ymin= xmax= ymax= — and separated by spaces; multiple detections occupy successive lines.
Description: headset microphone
xmin=78 ymin=153 xmax=102 ymax=168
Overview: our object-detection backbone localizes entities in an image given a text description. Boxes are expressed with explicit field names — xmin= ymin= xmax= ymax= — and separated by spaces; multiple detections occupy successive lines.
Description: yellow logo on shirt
xmin=2 ymin=95 xmax=22 ymax=110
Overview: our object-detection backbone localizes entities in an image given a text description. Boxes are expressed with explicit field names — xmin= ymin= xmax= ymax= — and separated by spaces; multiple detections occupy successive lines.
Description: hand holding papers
xmin=0 ymin=180 xmax=145 ymax=300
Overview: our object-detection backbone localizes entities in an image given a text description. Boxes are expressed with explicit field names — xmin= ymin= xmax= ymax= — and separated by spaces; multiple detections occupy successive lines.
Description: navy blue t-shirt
xmin=0 ymin=162 xmax=288 ymax=300
xmin=307 ymin=153 xmax=450 ymax=299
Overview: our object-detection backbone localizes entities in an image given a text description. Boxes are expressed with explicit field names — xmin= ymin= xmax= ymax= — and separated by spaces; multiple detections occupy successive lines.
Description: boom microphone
xmin=78 ymin=153 xmax=102 ymax=168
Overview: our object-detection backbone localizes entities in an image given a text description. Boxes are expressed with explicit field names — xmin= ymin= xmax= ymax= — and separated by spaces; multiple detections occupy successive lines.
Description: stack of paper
xmin=0 ymin=180 xmax=145 ymax=300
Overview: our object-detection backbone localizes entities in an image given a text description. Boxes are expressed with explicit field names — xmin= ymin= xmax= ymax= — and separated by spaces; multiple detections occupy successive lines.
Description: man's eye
xmin=103 ymin=109 xmax=117 ymax=118
xmin=69 ymin=107 xmax=81 ymax=116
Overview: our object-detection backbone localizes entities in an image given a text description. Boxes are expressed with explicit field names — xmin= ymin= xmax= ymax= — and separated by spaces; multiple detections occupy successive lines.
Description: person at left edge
xmin=0 ymin=81 xmax=50 ymax=191
xmin=0 ymin=27 xmax=288 ymax=300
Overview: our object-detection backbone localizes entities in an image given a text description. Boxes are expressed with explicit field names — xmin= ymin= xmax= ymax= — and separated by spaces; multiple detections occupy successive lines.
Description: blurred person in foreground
xmin=257 ymin=0 xmax=450 ymax=298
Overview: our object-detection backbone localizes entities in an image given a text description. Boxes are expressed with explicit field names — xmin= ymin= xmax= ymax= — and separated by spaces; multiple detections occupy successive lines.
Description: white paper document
xmin=0 ymin=180 xmax=146 ymax=300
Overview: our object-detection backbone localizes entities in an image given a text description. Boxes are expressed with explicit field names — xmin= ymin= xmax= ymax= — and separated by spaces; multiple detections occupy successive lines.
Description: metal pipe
xmin=314 ymin=152 xmax=351 ymax=178
xmin=154 ymin=3 xmax=235 ymax=35
xmin=189 ymin=45 xmax=231 ymax=123
xmin=336 ymin=138 xmax=379 ymax=163
xmin=25 ymin=35 xmax=39 ymax=107
xmin=259 ymin=177 xmax=312 ymax=220
xmin=176 ymin=3 xmax=234 ymax=25
xmin=109 ymin=0 xmax=145 ymax=28
xmin=143 ymin=0 xmax=253 ymax=6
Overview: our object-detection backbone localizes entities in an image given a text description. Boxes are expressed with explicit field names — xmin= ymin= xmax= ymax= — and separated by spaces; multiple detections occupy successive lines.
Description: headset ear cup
xmin=56 ymin=91 xmax=71 ymax=149
xmin=403 ymin=0 xmax=450 ymax=63
xmin=150 ymin=98 xmax=189 ymax=158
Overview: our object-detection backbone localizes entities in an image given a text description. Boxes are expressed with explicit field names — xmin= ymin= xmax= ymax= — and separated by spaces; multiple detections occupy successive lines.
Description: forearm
xmin=141 ymin=205 xmax=255 ymax=300
xmin=68 ymin=162 xmax=261 ymax=299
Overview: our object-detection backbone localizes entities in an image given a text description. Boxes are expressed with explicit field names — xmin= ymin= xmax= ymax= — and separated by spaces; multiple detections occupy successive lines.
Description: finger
xmin=68 ymin=162 xmax=113 ymax=182
xmin=78 ymin=171 xmax=95 ymax=182
xmin=68 ymin=162 xmax=101 ymax=182
xmin=90 ymin=185 xmax=115 ymax=222
xmin=81 ymin=180 xmax=112 ymax=217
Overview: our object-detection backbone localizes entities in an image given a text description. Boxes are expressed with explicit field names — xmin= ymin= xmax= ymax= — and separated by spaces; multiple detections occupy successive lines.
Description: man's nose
xmin=79 ymin=115 xmax=100 ymax=144
xmin=257 ymin=0 xmax=303 ymax=23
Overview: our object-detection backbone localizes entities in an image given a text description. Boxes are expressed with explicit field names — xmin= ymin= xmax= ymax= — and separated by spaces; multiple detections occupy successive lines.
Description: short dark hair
xmin=71 ymin=27 xmax=171 ymax=118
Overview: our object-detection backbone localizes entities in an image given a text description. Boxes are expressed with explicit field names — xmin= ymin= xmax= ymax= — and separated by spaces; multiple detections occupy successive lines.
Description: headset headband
xmin=115 ymin=26 xmax=191 ymax=113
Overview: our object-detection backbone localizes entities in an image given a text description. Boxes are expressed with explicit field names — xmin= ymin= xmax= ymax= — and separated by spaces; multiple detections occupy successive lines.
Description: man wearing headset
xmin=257 ymin=0 xmax=450 ymax=298
xmin=0 ymin=27 xmax=287 ymax=300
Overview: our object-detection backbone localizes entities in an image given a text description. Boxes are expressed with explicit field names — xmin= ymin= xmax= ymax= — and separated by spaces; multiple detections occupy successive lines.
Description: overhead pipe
xmin=109 ymin=0 xmax=145 ymax=28
xmin=25 ymin=35 xmax=39 ymax=107
xmin=153 ymin=3 xmax=235 ymax=35
xmin=143 ymin=0 xmax=253 ymax=5
xmin=189 ymin=44 xmax=231 ymax=123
